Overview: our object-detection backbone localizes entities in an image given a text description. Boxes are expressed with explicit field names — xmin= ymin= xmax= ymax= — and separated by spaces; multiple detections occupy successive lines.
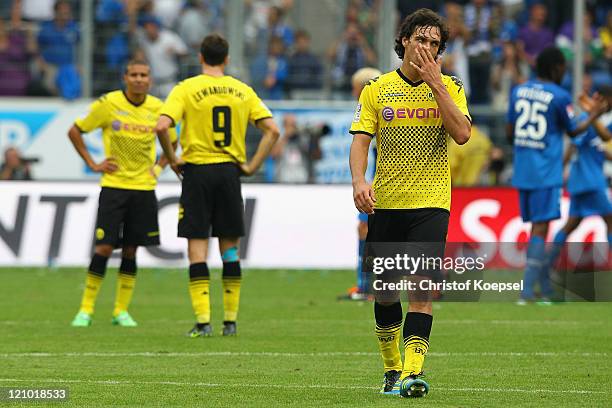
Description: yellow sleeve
xmin=74 ymin=96 xmax=109 ymax=132
xmin=168 ymin=126 xmax=178 ymax=143
xmin=349 ymin=80 xmax=378 ymax=137
xmin=160 ymin=83 xmax=185 ymax=126
xmin=247 ymin=89 xmax=273 ymax=123
xmin=447 ymin=76 xmax=471 ymax=121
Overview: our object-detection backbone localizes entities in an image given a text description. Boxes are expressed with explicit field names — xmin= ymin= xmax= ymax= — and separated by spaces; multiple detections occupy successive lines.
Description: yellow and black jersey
xmin=160 ymin=75 xmax=272 ymax=165
xmin=75 ymin=90 xmax=177 ymax=191
xmin=349 ymin=69 xmax=470 ymax=211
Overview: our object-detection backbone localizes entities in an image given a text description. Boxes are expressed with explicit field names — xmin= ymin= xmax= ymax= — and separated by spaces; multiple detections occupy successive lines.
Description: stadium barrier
xmin=0 ymin=183 xmax=607 ymax=269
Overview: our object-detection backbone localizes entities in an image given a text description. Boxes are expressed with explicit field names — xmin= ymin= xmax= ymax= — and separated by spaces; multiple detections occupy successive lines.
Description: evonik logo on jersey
xmin=381 ymin=106 xmax=440 ymax=122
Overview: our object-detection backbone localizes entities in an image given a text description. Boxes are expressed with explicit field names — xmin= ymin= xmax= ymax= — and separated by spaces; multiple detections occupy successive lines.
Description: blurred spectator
xmin=0 ymin=2 xmax=35 ymax=96
xmin=442 ymin=3 xmax=470 ymax=97
xmin=464 ymin=0 xmax=495 ymax=104
xmin=21 ymin=0 xmax=54 ymax=22
xmin=346 ymin=0 xmax=379 ymax=47
xmin=601 ymin=10 xmax=612 ymax=61
xmin=136 ymin=15 xmax=188 ymax=98
xmin=271 ymin=114 xmax=309 ymax=183
xmin=250 ymin=5 xmax=294 ymax=59
xmin=447 ymin=124 xmax=492 ymax=186
xmin=556 ymin=10 xmax=603 ymax=69
xmin=177 ymin=1 xmax=212 ymax=51
xmin=177 ymin=1 xmax=213 ymax=78
xmin=250 ymin=35 xmax=288 ymax=100
xmin=94 ymin=0 xmax=137 ymax=94
xmin=36 ymin=0 xmax=80 ymax=98
xmin=517 ymin=3 xmax=554 ymax=67
xmin=490 ymin=41 xmax=529 ymax=110
xmin=396 ymin=0 xmax=443 ymax=22
xmin=244 ymin=0 xmax=293 ymax=54
xmin=151 ymin=0 xmax=183 ymax=29
xmin=286 ymin=30 xmax=323 ymax=97
xmin=1 ymin=147 xmax=33 ymax=181
xmin=328 ymin=22 xmax=376 ymax=95
xmin=487 ymin=146 xmax=507 ymax=185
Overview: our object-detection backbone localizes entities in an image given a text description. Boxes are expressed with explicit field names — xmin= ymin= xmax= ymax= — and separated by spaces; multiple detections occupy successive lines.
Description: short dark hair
xmin=535 ymin=47 xmax=565 ymax=80
xmin=200 ymin=34 xmax=229 ymax=66
xmin=394 ymin=8 xmax=449 ymax=59
xmin=124 ymin=58 xmax=149 ymax=74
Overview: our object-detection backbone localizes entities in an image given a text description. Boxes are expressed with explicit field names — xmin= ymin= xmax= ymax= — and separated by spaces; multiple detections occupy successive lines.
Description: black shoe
xmin=380 ymin=370 xmax=401 ymax=394
xmin=187 ymin=323 xmax=212 ymax=338
xmin=222 ymin=321 xmax=237 ymax=336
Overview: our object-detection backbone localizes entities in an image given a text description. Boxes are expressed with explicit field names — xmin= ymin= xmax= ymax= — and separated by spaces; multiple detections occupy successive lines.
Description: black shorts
xmin=178 ymin=162 xmax=245 ymax=239
xmin=365 ymin=208 xmax=449 ymax=282
xmin=95 ymin=187 xmax=160 ymax=247
xmin=366 ymin=208 xmax=449 ymax=243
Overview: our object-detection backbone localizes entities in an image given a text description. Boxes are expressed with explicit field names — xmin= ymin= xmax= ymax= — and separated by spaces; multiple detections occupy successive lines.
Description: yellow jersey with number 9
xmin=160 ymin=75 xmax=273 ymax=165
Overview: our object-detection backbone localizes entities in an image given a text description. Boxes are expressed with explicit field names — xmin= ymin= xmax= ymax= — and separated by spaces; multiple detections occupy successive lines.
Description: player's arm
xmin=411 ymin=44 xmax=470 ymax=145
xmin=152 ymin=140 xmax=178 ymax=178
xmin=578 ymin=93 xmax=612 ymax=141
xmin=240 ymin=117 xmax=280 ymax=176
xmin=68 ymin=98 xmax=117 ymax=174
xmin=155 ymin=115 xmax=184 ymax=179
xmin=566 ymin=93 xmax=607 ymax=137
xmin=349 ymin=133 xmax=375 ymax=214
xmin=563 ymin=144 xmax=575 ymax=167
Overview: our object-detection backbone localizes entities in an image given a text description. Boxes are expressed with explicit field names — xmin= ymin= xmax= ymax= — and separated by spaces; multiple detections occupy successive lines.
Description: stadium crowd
xmin=0 ymin=0 xmax=611 ymax=186
xmin=1 ymin=0 xmax=611 ymax=101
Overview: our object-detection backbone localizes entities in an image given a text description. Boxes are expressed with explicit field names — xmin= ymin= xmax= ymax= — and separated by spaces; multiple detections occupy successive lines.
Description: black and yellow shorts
xmin=178 ymin=162 xmax=245 ymax=239
xmin=95 ymin=187 xmax=160 ymax=247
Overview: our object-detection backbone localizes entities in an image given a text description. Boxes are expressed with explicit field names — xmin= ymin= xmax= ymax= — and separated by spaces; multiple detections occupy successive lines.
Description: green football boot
xmin=71 ymin=311 xmax=92 ymax=327
xmin=111 ymin=311 xmax=138 ymax=327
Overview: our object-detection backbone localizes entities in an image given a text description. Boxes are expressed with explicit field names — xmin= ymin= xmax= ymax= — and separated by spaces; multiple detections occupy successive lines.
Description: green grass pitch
xmin=0 ymin=267 xmax=611 ymax=407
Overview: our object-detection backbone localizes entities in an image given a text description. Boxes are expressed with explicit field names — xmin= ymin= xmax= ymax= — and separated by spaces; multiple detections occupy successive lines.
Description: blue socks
xmin=522 ymin=236 xmax=546 ymax=300
xmin=357 ymin=239 xmax=367 ymax=293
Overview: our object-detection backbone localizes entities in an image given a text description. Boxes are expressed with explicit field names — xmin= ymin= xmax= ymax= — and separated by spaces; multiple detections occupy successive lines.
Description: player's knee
xmin=357 ymin=222 xmax=368 ymax=239
xmin=89 ymin=253 xmax=109 ymax=276
xmin=95 ymin=245 xmax=113 ymax=258
xmin=221 ymin=246 xmax=240 ymax=263
xmin=121 ymin=246 xmax=137 ymax=259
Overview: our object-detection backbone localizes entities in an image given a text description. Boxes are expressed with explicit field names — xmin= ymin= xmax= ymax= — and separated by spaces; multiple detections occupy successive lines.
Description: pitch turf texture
xmin=1 ymin=268 xmax=610 ymax=407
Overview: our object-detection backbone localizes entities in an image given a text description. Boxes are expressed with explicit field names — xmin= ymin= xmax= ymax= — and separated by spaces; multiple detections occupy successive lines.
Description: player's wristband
xmin=153 ymin=164 xmax=163 ymax=178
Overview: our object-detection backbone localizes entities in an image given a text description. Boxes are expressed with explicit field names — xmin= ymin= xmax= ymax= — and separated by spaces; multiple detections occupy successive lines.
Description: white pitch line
xmin=0 ymin=351 xmax=607 ymax=358
xmin=0 ymin=378 xmax=605 ymax=395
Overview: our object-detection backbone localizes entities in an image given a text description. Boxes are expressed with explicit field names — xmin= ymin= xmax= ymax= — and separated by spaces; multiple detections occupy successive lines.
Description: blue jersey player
xmin=548 ymin=88 xmax=612 ymax=269
xmin=340 ymin=67 xmax=381 ymax=301
xmin=507 ymin=47 xmax=602 ymax=304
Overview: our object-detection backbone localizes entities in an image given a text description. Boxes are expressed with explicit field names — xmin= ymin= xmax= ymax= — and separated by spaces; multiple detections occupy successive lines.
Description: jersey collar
xmin=122 ymin=91 xmax=147 ymax=107
xmin=396 ymin=68 xmax=423 ymax=87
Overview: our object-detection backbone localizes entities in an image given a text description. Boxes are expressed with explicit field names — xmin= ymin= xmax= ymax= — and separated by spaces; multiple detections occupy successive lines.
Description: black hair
xmin=394 ymin=8 xmax=449 ymax=59
xmin=200 ymin=34 xmax=229 ymax=66
xmin=535 ymin=47 xmax=565 ymax=80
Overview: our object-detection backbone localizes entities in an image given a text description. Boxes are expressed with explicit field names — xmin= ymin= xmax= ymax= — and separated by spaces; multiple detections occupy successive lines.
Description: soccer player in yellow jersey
xmin=68 ymin=59 xmax=177 ymax=328
xmin=349 ymin=9 xmax=471 ymax=397
xmin=155 ymin=34 xmax=280 ymax=337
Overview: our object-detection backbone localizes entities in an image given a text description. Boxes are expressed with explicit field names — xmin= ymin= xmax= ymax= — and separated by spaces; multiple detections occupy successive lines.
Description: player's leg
xmin=72 ymin=188 xmax=126 ymax=326
xmin=368 ymin=211 xmax=405 ymax=394
xmin=112 ymin=189 xmax=161 ymax=326
xmin=219 ymin=237 xmax=240 ymax=336
xmin=399 ymin=209 xmax=448 ymax=397
xmin=518 ymin=188 xmax=560 ymax=303
xmin=212 ymin=163 xmax=246 ymax=336
xmin=548 ymin=216 xmax=582 ymax=270
xmin=356 ymin=217 xmax=369 ymax=296
xmin=111 ymin=245 xmax=138 ymax=327
xmin=186 ymin=238 xmax=212 ymax=336
xmin=178 ymin=163 xmax=214 ymax=337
